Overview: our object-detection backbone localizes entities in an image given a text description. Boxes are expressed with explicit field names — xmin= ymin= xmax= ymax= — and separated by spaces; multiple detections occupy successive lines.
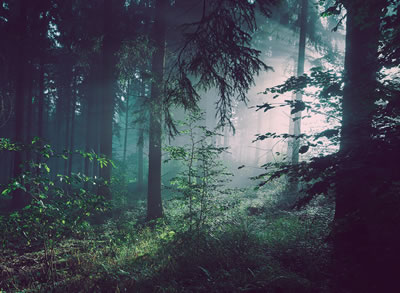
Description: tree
xmin=11 ymin=0 xmax=28 ymax=209
xmin=98 ymin=0 xmax=119 ymax=201
xmin=286 ymin=0 xmax=307 ymax=197
xmin=147 ymin=0 xmax=168 ymax=220
xmin=331 ymin=0 xmax=393 ymax=291
xmin=145 ymin=0 xmax=277 ymax=220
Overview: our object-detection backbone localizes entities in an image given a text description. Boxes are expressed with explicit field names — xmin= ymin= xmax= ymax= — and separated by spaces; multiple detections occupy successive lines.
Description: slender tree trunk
xmin=68 ymin=76 xmax=77 ymax=177
xmin=223 ymin=126 xmax=229 ymax=160
xmin=26 ymin=63 xmax=34 ymax=162
xmin=137 ymin=77 xmax=146 ymax=195
xmin=37 ymin=57 xmax=45 ymax=139
xmin=92 ymin=99 xmax=100 ymax=178
xmin=84 ymin=75 xmax=96 ymax=181
xmin=123 ymin=80 xmax=130 ymax=164
xmin=147 ymin=0 xmax=168 ymax=220
xmin=287 ymin=0 xmax=307 ymax=196
xmin=254 ymin=110 xmax=261 ymax=166
xmin=99 ymin=0 xmax=116 ymax=201
xmin=137 ymin=128 xmax=144 ymax=191
xmin=64 ymin=82 xmax=71 ymax=175
xmin=84 ymin=101 xmax=91 ymax=178
xmin=11 ymin=0 xmax=27 ymax=209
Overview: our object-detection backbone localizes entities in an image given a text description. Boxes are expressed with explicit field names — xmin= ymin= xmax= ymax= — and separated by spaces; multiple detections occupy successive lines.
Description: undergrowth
xmin=1 ymin=192 xmax=333 ymax=292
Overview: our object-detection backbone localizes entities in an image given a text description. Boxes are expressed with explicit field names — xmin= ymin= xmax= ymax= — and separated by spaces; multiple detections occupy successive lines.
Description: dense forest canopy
xmin=0 ymin=0 xmax=399 ymax=292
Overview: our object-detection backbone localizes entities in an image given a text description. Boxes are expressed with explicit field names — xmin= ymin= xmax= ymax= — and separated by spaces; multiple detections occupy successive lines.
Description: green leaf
xmin=1 ymin=188 xmax=11 ymax=196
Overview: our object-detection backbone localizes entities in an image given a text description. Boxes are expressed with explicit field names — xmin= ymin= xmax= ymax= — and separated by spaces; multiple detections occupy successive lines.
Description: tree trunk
xmin=68 ymin=76 xmax=77 ymax=177
xmin=147 ymin=0 xmax=168 ymax=220
xmin=123 ymin=80 xmax=130 ymax=164
xmin=37 ymin=57 xmax=45 ymax=139
xmin=99 ymin=0 xmax=116 ymax=201
xmin=138 ymin=128 xmax=144 ymax=192
xmin=26 ymin=63 xmax=34 ymax=162
xmin=11 ymin=0 xmax=28 ymax=209
xmin=332 ymin=1 xmax=387 ymax=291
xmin=64 ymin=75 xmax=71 ymax=175
xmin=84 ymin=74 xmax=96 ymax=181
xmin=287 ymin=0 xmax=307 ymax=196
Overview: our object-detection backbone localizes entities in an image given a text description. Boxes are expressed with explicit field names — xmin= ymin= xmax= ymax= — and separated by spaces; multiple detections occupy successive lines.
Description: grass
xmin=0 ymin=191 xmax=334 ymax=292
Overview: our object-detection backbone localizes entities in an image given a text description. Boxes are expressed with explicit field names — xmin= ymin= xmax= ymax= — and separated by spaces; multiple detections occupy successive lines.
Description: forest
xmin=0 ymin=0 xmax=399 ymax=292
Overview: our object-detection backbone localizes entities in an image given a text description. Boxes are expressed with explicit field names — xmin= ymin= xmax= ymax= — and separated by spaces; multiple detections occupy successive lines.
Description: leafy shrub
xmin=0 ymin=138 xmax=110 ymax=250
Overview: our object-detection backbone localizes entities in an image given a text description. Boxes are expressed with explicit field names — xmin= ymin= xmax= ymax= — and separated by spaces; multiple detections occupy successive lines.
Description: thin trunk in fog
xmin=11 ymin=0 xmax=27 ymax=209
xmin=287 ymin=0 xmax=307 ymax=192
xmin=84 ymin=85 xmax=94 ymax=179
xmin=138 ymin=128 xmax=144 ymax=190
xmin=64 ymin=81 xmax=71 ymax=175
xmin=37 ymin=57 xmax=45 ymax=139
xmin=99 ymin=0 xmax=116 ymax=200
xmin=147 ymin=0 xmax=168 ymax=220
xmin=93 ymin=100 xmax=100 ymax=178
xmin=123 ymin=80 xmax=131 ymax=164
xmin=26 ymin=64 xmax=33 ymax=162
xmin=223 ymin=126 xmax=229 ymax=160
xmin=84 ymin=110 xmax=91 ymax=179
xmin=137 ymin=77 xmax=146 ymax=193
xmin=255 ymin=110 xmax=261 ymax=165
xmin=68 ymin=76 xmax=77 ymax=177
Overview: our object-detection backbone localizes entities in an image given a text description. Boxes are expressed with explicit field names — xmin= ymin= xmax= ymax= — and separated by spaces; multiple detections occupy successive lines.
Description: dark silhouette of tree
xmin=147 ymin=0 xmax=168 ymax=220
xmin=11 ymin=0 xmax=28 ymax=209
xmin=331 ymin=0 xmax=397 ymax=291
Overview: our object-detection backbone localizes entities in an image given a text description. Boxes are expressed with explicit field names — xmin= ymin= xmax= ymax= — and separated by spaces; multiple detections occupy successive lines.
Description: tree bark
xmin=11 ymin=0 xmax=28 ymax=209
xmin=138 ymin=128 xmax=144 ymax=192
xmin=63 ymin=71 xmax=72 ymax=175
xmin=332 ymin=1 xmax=386 ymax=291
xmin=287 ymin=0 xmax=307 ymax=196
xmin=68 ymin=76 xmax=77 ymax=177
xmin=99 ymin=0 xmax=116 ymax=201
xmin=37 ymin=57 xmax=45 ymax=139
xmin=147 ymin=0 xmax=168 ymax=220
xmin=123 ymin=80 xmax=131 ymax=164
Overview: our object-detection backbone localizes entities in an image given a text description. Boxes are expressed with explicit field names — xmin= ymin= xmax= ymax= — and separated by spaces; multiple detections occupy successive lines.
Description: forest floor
xmin=0 ymin=196 xmax=334 ymax=293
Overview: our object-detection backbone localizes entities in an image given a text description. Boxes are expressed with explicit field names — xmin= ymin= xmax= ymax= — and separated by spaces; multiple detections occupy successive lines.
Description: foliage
xmin=164 ymin=111 xmax=232 ymax=234
xmin=50 ymin=198 xmax=331 ymax=293
xmin=164 ymin=0 xmax=278 ymax=130
xmin=253 ymin=59 xmax=400 ymax=206
xmin=0 ymin=138 xmax=110 ymax=251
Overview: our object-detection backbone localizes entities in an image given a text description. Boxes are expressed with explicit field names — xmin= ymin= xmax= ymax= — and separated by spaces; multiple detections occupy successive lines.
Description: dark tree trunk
xmin=332 ymin=1 xmax=389 ymax=291
xmin=11 ymin=0 xmax=28 ymax=209
xmin=137 ymin=77 xmax=146 ymax=195
xmin=138 ymin=129 xmax=144 ymax=191
xmin=68 ymin=76 xmax=77 ymax=177
xmin=64 ymin=78 xmax=71 ymax=175
xmin=147 ymin=0 xmax=168 ymax=220
xmin=123 ymin=80 xmax=130 ymax=164
xmin=26 ymin=63 xmax=34 ymax=162
xmin=37 ymin=57 xmax=45 ymax=139
xmin=84 ymin=68 xmax=99 ymax=179
xmin=99 ymin=0 xmax=117 ymax=201
xmin=84 ymin=99 xmax=91 ymax=179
